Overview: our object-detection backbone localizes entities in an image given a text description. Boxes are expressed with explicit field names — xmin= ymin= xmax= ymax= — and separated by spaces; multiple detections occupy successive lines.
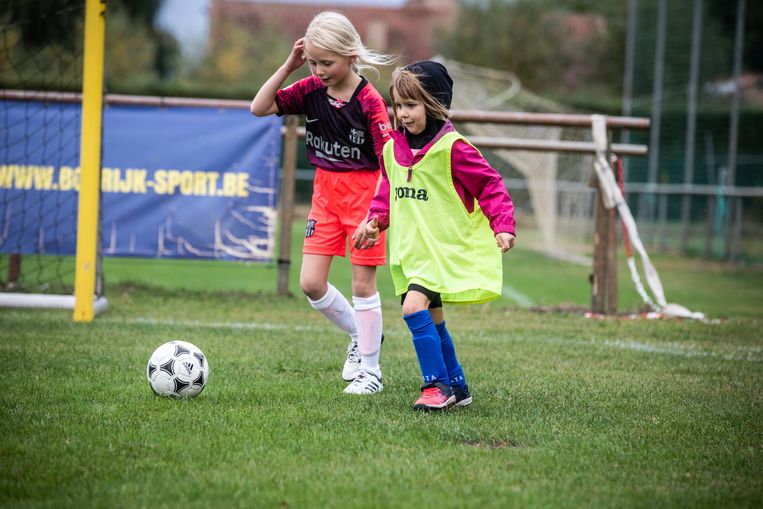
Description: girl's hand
xmin=496 ymin=232 xmax=516 ymax=253
xmin=353 ymin=216 xmax=380 ymax=249
xmin=282 ymin=38 xmax=306 ymax=73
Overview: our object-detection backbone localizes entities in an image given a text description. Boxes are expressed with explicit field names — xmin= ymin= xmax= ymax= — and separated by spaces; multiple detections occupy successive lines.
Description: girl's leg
xmin=350 ymin=264 xmax=383 ymax=378
xmin=430 ymin=307 xmax=472 ymax=406
xmin=429 ymin=307 xmax=466 ymax=389
xmin=301 ymin=253 xmax=358 ymax=345
xmin=403 ymin=292 xmax=449 ymax=388
xmin=343 ymin=264 xmax=383 ymax=394
xmin=403 ymin=291 xmax=454 ymax=410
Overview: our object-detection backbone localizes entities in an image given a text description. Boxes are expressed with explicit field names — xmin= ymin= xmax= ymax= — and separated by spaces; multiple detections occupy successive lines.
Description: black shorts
xmin=400 ymin=283 xmax=443 ymax=309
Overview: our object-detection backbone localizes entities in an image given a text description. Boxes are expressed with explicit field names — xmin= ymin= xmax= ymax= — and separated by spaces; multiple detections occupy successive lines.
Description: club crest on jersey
xmin=349 ymin=128 xmax=365 ymax=145
xmin=305 ymin=219 xmax=317 ymax=237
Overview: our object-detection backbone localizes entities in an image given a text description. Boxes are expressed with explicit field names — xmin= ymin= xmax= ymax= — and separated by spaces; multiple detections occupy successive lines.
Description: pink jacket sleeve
xmin=451 ymin=140 xmax=516 ymax=235
xmin=367 ymin=153 xmax=391 ymax=231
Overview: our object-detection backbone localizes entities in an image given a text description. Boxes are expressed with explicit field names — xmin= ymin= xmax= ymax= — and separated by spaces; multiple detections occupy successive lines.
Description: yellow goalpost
xmin=73 ymin=0 xmax=107 ymax=322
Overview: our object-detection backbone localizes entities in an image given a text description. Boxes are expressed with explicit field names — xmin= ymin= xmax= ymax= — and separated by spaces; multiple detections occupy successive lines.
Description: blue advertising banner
xmin=0 ymin=100 xmax=282 ymax=261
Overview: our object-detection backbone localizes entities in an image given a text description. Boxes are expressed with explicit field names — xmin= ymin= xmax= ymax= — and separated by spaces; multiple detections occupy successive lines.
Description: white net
xmin=441 ymin=57 xmax=595 ymax=263
xmin=0 ymin=1 xmax=105 ymax=309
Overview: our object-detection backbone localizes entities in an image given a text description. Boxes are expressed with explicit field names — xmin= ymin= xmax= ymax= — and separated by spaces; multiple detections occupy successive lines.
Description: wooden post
xmin=605 ymin=199 xmax=618 ymax=315
xmin=8 ymin=254 xmax=21 ymax=287
xmin=277 ymin=115 xmax=299 ymax=296
xmin=590 ymin=175 xmax=607 ymax=315
xmin=590 ymin=179 xmax=618 ymax=315
xmin=590 ymin=173 xmax=603 ymax=314
xmin=590 ymin=118 xmax=618 ymax=316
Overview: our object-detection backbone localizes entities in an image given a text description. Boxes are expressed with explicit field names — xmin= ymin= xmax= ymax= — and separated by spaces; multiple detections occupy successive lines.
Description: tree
xmin=441 ymin=0 xmax=618 ymax=96
xmin=190 ymin=23 xmax=301 ymax=93
xmin=1 ymin=0 xmax=179 ymax=92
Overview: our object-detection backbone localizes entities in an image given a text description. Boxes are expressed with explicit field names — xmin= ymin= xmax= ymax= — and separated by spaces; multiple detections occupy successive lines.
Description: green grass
xmin=101 ymin=217 xmax=763 ymax=318
xmin=1 ymin=221 xmax=762 ymax=508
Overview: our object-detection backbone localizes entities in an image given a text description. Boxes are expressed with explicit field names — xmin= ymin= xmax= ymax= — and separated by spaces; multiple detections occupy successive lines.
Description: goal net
xmin=442 ymin=58 xmax=596 ymax=264
xmin=443 ymin=58 xmax=704 ymax=318
xmin=0 ymin=1 xmax=105 ymax=314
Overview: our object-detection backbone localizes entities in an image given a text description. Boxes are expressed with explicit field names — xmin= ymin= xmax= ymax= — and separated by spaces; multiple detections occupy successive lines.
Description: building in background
xmin=209 ymin=0 xmax=459 ymax=62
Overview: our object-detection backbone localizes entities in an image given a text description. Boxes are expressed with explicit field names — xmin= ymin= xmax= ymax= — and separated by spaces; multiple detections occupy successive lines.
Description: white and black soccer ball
xmin=146 ymin=340 xmax=209 ymax=398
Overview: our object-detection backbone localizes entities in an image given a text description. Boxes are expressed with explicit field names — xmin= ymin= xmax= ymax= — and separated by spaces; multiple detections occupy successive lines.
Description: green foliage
xmin=4 ymin=0 xmax=81 ymax=49
xmin=117 ymin=0 xmax=161 ymax=28
xmin=105 ymin=11 xmax=161 ymax=90
xmin=442 ymin=0 xmax=619 ymax=96
xmin=188 ymin=23 xmax=301 ymax=91
xmin=446 ymin=0 xmax=761 ymax=102
xmin=104 ymin=1 xmax=180 ymax=92
xmin=0 ymin=22 xmax=82 ymax=91
xmin=3 ymin=0 xmax=161 ymax=47
xmin=0 ymin=1 xmax=84 ymax=90
xmin=5 ymin=1 xmax=759 ymax=102
xmin=625 ymin=0 xmax=737 ymax=101
xmin=443 ymin=1 xmax=551 ymax=91
xmin=174 ymin=22 xmax=392 ymax=101
xmin=0 ymin=0 xmax=179 ymax=93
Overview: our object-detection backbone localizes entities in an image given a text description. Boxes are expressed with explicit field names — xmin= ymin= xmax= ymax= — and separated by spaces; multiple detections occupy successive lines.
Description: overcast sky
xmin=156 ymin=0 xmax=210 ymax=58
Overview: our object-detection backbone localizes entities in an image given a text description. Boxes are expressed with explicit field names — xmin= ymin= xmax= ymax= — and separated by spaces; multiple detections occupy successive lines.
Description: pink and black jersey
xmin=275 ymin=75 xmax=392 ymax=172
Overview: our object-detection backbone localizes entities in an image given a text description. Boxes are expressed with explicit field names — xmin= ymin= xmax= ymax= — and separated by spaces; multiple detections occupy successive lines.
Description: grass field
xmin=2 ymin=222 xmax=762 ymax=508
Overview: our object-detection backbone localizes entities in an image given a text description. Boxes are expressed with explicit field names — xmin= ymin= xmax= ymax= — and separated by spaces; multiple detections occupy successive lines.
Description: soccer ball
xmin=146 ymin=340 xmax=209 ymax=398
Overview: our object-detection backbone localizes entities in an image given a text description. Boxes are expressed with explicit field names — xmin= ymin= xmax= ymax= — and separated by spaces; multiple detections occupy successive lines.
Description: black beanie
xmin=403 ymin=60 xmax=453 ymax=110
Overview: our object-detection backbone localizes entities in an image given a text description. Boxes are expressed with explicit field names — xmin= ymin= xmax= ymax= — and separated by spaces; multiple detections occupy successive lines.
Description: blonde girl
xmin=251 ymin=12 xmax=395 ymax=395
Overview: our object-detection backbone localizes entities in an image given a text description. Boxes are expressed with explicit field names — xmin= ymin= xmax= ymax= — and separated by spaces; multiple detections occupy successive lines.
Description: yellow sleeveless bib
xmin=384 ymin=132 xmax=502 ymax=304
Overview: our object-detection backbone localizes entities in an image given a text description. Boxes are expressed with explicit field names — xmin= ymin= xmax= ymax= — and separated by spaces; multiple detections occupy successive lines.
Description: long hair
xmin=389 ymin=67 xmax=450 ymax=129
xmin=304 ymin=11 xmax=396 ymax=77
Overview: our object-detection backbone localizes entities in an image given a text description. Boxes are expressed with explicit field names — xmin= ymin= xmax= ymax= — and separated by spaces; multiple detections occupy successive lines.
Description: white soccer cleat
xmin=343 ymin=370 xmax=383 ymax=395
xmin=342 ymin=340 xmax=361 ymax=381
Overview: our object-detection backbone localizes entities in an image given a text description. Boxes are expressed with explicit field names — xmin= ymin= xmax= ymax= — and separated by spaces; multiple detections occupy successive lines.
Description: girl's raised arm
xmin=250 ymin=38 xmax=306 ymax=116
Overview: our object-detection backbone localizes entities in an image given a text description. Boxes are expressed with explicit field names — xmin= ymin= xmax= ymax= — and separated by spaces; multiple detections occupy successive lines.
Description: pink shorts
xmin=303 ymin=168 xmax=386 ymax=266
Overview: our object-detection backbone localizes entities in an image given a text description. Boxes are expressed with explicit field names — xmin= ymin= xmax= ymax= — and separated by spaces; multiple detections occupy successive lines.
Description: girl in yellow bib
xmin=354 ymin=61 xmax=516 ymax=411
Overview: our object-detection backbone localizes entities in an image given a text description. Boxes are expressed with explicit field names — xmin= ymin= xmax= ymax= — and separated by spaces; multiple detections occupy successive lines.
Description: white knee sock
xmin=353 ymin=293 xmax=383 ymax=376
xmin=308 ymin=283 xmax=357 ymax=341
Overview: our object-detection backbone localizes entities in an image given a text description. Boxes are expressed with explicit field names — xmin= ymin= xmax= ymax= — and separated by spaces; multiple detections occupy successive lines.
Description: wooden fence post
xmin=590 ymin=180 xmax=618 ymax=315
xmin=605 ymin=184 xmax=618 ymax=315
xmin=8 ymin=254 xmax=21 ymax=287
xmin=591 ymin=174 xmax=605 ymax=314
xmin=277 ymin=115 xmax=298 ymax=296
xmin=589 ymin=120 xmax=618 ymax=316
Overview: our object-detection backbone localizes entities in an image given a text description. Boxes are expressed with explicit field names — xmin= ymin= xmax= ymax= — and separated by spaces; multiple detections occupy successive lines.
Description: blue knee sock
xmin=435 ymin=321 xmax=466 ymax=388
xmin=404 ymin=310 xmax=449 ymax=386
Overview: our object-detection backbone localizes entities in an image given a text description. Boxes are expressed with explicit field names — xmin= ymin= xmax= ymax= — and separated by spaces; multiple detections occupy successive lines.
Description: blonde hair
xmin=304 ymin=11 xmax=396 ymax=77
xmin=389 ymin=67 xmax=450 ymax=129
